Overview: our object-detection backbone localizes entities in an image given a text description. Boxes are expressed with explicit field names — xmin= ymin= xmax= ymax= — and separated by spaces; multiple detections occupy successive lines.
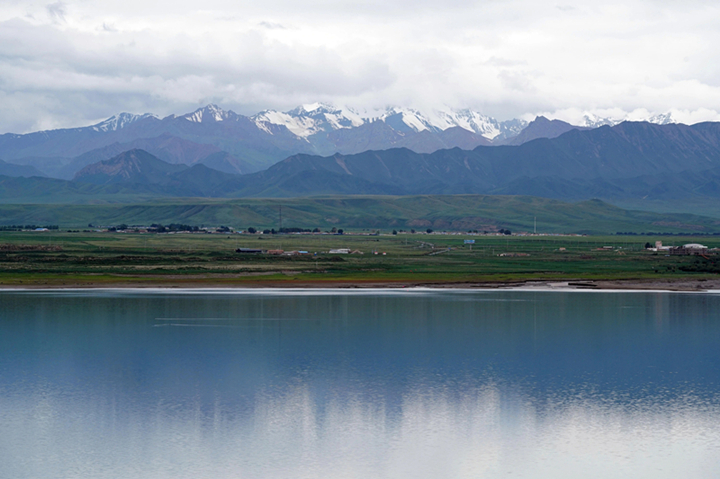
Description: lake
xmin=1 ymin=289 xmax=719 ymax=478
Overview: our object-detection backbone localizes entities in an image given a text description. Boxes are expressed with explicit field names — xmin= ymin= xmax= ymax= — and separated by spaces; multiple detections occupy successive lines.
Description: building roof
xmin=683 ymin=243 xmax=707 ymax=249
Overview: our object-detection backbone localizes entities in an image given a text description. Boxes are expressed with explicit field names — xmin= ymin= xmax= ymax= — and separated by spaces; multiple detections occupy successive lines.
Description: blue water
xmin=1 ymin=289 xmax=719 ymax=478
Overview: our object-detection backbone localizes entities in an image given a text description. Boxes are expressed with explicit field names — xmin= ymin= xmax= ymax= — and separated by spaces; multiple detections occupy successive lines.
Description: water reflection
xmin=1 ymin=290 xmax=719 ymax=478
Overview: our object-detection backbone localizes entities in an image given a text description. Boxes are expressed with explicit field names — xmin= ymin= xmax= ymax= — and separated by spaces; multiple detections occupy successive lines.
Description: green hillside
xmin=1 ymin=195 xmax=718 ymax=235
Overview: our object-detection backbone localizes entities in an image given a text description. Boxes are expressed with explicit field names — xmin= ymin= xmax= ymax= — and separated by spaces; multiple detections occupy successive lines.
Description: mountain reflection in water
xmin=1 ymin=290 xmax=719 ymax=478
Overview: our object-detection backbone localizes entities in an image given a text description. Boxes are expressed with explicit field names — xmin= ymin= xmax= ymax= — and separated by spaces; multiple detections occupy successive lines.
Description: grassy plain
xmin=1 ymin=230 xmax=718 ymax=288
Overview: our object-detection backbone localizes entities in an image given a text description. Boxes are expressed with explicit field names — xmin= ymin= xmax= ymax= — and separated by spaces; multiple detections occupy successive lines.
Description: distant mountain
xmin=580 ymin=114 xmax=620 ymax=128
xmin=217 ymin=121 xmax=720 ymax=198
xmin=162 ymin=164 xmax=235 ymax=196
xmin=252 ymin=103 xmax=526 ymax=142
xmin=252 ymin=103 xmax=365 ymax=137
xmin=91 ymin=113 xmax=158 ymax=132
xmin=0 ymin=103 xmax=703 ymax=181
xmin=180 ymin=104 xmax=237 ymax=123
xmin=578 ymin=112 xmax=677 ymax=129
xmin=73 ymin=149 xmax=188 ymax=185
xmin=48 ymin=133 xmax=251 ymax=179
xmin=0 ymin=159 xmax=45 ymax=178
xmin=0 ymin=174 xmax=166 ymax=203
xmin=0 ymin=105 xmax=311 ymax=175
xmin=2 ymin=104 xmax=512 ymax=177
xmin=498 ymin=116 xmax=586 ymax=146
xmin=6 ymin=121 xmax=720 ymax=207
xmin=430 ymin=110 xmax=527 ymax=140
xmin=72 ymin=149 xmax=236 ymax=197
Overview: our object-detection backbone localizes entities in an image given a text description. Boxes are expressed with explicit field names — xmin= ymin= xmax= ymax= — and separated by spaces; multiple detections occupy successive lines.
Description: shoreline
xmin=1 ymin=278 xmax=719 ymax=292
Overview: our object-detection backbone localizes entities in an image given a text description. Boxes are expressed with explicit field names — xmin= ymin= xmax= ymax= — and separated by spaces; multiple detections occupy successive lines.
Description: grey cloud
xmin=0 ymin=15 xmax=396 ymax=131
xmin=45 ymin=1 xmax=66 ymax=23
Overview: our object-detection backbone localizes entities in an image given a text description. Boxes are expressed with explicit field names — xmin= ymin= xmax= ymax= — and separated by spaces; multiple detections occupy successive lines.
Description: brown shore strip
xmin=1 ymin=277 xmax=719 ymax=292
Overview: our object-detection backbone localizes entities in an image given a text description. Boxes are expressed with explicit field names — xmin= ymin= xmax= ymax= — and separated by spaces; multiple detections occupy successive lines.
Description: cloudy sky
xmin=2 ymin=0 xmax=720 ymax=132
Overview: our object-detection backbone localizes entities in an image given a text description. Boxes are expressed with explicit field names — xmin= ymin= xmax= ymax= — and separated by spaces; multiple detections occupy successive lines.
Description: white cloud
xmin=2 ymin=0 xmax=720 ymax=132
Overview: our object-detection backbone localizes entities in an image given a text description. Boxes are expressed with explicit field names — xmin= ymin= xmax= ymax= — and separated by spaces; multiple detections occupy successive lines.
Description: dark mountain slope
xmin=54 ymin=134 xmax=252 ymax=179
xmin=0 ymin=174 xmax=168 ymax=203
xmin=73 ymin=149 xmax=188 ymax=185
xmin=219 ymin=121 xmax=720 ymax=197
xmin=0 ymin=103 xmax=502 ymax=177
xmin=165 ymin=164 xmax=237 ymax=196
xmin=0 ymin=159 xmax=45 ymax=178
xmin=223 ymin=169 xmax=407 ymax=197
xmin=436 ymin=126 xmax=493 ymax=150
xmin=196 ymin=151 xmax=251 ymax=175
xmin=307 ymin=121 xmax=492 ymax=157
xmin=7 ymin=121 xmax=720 ymax=204
xmin=499 ymin=116 xmax=585 ymax=145
xmin=71 ymin=149 xmax=239 ymax=197
xmin=0 ymin=106 xmax=313 ymax=172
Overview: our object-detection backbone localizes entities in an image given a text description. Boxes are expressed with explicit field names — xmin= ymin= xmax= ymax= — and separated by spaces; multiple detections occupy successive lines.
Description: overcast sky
xmin=2 ymin=0 xmax=720 ymax=133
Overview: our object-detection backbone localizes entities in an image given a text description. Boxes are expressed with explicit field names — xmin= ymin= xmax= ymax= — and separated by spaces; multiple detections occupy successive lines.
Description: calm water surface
xmin=1 ymin=289 xmax=719 ymax=478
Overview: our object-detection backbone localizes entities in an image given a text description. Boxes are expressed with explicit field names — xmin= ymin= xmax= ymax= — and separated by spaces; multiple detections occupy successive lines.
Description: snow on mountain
xmin=378 ymin=107 xmax=435 ymax=133
xmin=182 ymin=104 xmax=237 ymax=123
xmin=430 ymin=110 xmax=528 ymax=140
xmin=91 ymin=113 xmax=157 ymax=132
xmin=648 ymin=112 xmax=675 ymax=125
xmin=253 ymin=110 xmax=316 ymax=136
xmin=495 ymin=119 xmax=529 ymax=140
xmin=578 ymin=112 xmax=677 ymax=128
xmin=432 ymin=109 xmax=500 ymax=138
xmin=86 ymin=104 xmax=685 ymax=148
xmin=579 ymin=114 xmax=620 ymax=128
xmin=252 ymin=103 xmax=364 ymax=137
xmin=251 ymin=103 xmax=527 ymax=140
xmin=378 ymin=108 xmax=528 ymax=140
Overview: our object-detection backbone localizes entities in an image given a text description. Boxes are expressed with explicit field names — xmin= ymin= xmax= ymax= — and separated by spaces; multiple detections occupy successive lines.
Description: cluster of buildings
xmin=236 ymin=248 xmax=309 ymax=255
xmin=647 ymin=241 xmax=712 ymax=255
xmin=236 ymin=248 xmax=367 ymax=255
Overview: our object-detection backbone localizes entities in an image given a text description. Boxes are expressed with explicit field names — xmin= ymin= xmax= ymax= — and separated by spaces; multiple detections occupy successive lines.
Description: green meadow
xmin=1 ymin=230 xmax=717 ymax=287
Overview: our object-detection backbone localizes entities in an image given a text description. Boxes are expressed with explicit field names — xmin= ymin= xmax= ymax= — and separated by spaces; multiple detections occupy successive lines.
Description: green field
xmin=1 ymin=195 xmax=719 ymax=235
xmin=1 ymin=230 xmax=717 ymax=288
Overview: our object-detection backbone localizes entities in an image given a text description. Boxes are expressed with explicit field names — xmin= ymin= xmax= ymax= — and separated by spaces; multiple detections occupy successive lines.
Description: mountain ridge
xmin=0 ymin=103 xmax=692 ymax=180
xmin=12 ymin=121 xmax=719 ymax=205
xmin=73 ymin=149 xmax=189 ymax=185
xmin=0 ymin=159 xmax=45 ymax=178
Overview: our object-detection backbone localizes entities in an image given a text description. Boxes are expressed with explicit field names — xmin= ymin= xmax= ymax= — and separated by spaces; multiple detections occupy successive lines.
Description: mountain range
xmin=218 ymin=121 xmax=720 ymax=199
xmin=4 ymin=120 xmax=720 ymax=209
xmin=0 ymin=104 xmax=681 ymax=180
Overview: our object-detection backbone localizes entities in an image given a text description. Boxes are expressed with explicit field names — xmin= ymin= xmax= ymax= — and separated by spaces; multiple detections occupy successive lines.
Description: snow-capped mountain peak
xmin=182 ymin=104 xmax=235 ymax=123
xmin=577 ymin=111 xmax=678 ymax=128
xmin=251 ymin=103 xmax=528 ymax=140
xmin=433 ymin=109 xmax=498 ymax=137
xmin=379 ymin=108 xmax=433 ymax=133
xmin=91 ymin=112 xmax=157 ymax=132
xmin=428 ymin=109 xmax=527 ymax=140
xmin=571 ymin=110 xmax=678 ymax=128
xmin=648 ymin=112 xmax=675 ymax=125
xmin=253 ymin=110 xmax=319 ymax=137
xmin=299 ymin=102 xmax=326 ymax=113
xmin=252 ymin=103 xmax=364 ymax=137
xmin=579 ymin=114 xmax=619 ymax=128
